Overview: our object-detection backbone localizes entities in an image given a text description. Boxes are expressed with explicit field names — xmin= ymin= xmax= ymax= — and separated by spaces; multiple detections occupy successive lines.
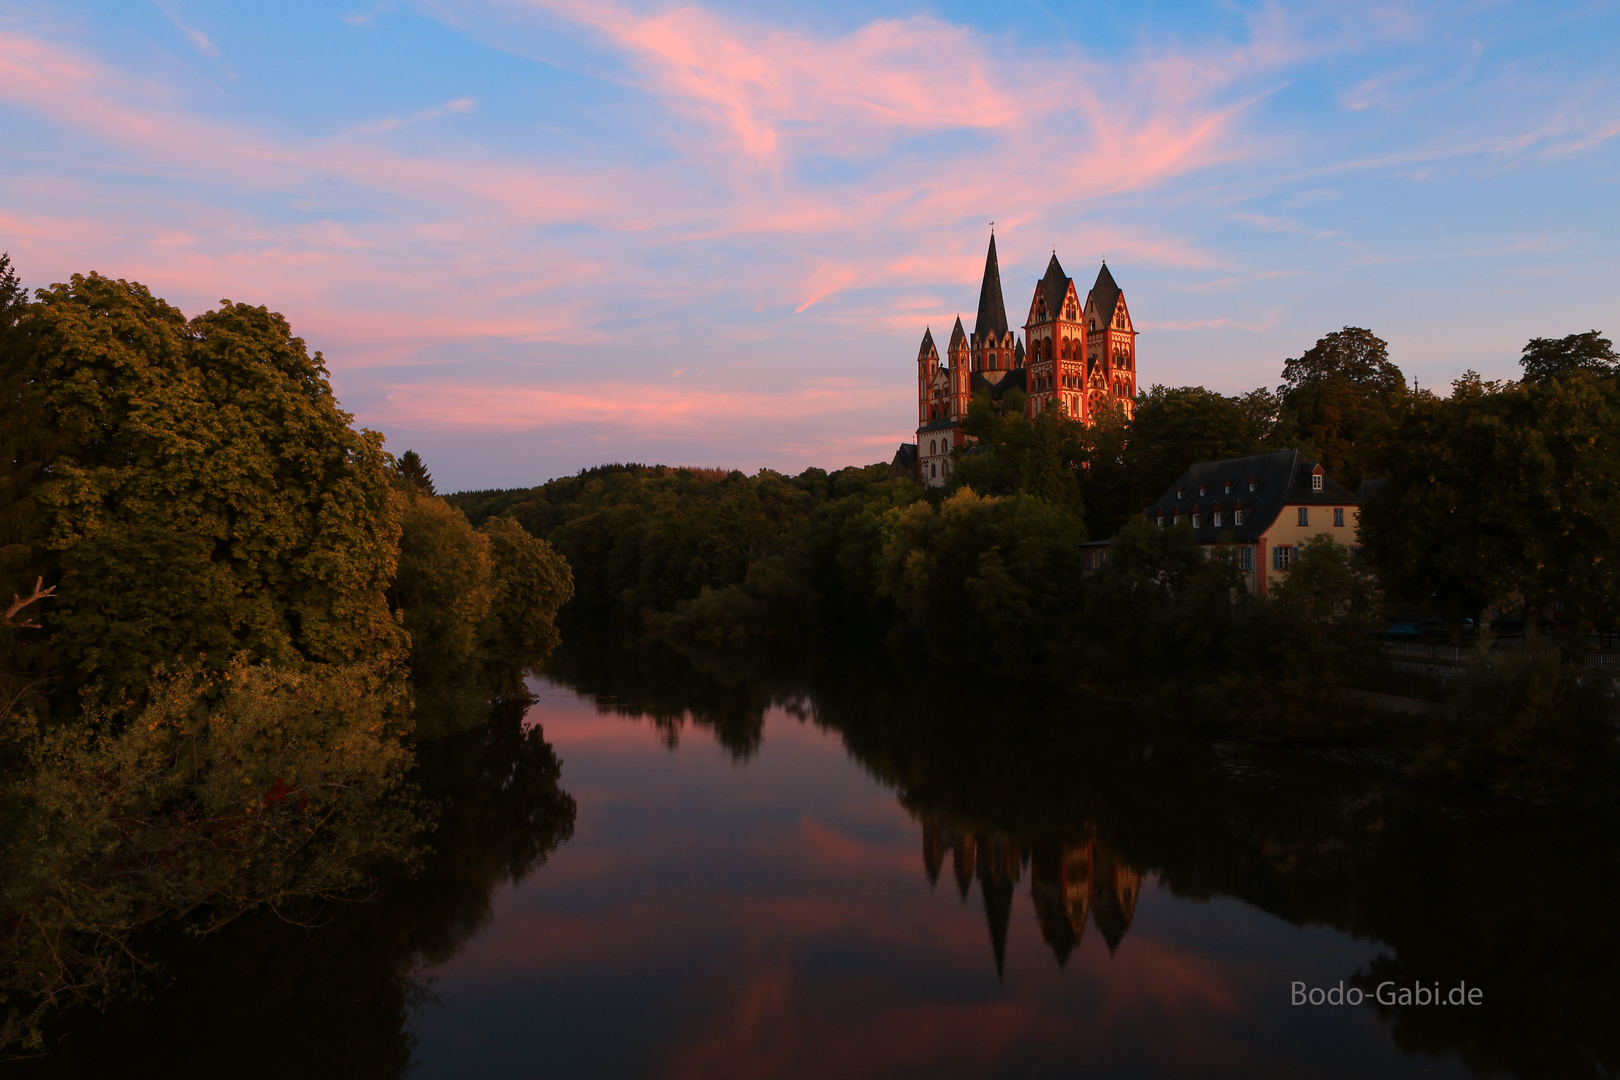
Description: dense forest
xmin=0 ymin=257 xmax=575 ymax=1048
xmin=450 ymin=324 xmax=1620 ymax=805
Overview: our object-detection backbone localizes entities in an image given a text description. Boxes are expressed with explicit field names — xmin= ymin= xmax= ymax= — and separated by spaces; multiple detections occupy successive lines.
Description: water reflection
xmin=919 ymin=819 xmax=1143 ymax=973
xmin=10 ymin=702 xmax=575 ymax=1080
xmin=12 ymin=640 xmax=1620 ymax=1079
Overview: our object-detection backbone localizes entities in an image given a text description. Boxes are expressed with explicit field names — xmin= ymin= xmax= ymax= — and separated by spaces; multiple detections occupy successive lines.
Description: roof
xmin=970 ymin=367 xmax=1027 ymax=400
xmin=1088 ymin=262 xmax=1121 ymax=325
xmin=948 ymin=316 xmax=966 ymax=352
xmin=974 ymin=234 xmax=1010 ymax=342
xmin=1015 ymin=338 xmax=1025 ymax=364
xmin=917 ymin=418 xmax=961 ymax=433
xmin=917 ymin=327 xmax=937 ymax=360
xmin=892 ymin=443 xmax=918 ymax=464
xmin=1142 ymin=450 xmax=1358 ymax=542
xmin=1038 ymin=253 xmax=1071 ymax=321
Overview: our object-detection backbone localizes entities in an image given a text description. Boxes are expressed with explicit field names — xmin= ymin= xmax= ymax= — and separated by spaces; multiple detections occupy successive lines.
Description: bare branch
xmin=3 ymin=577 xmax=55 ymax=629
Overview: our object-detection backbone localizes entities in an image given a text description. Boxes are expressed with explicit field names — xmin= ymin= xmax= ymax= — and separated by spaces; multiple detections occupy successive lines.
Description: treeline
xmin=0 ymin=257 xmax=574 ymax=1045
xmin=454 ymin=324 xmax=1620 ymax=805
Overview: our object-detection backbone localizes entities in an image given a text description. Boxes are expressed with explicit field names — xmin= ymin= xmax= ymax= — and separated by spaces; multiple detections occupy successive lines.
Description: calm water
xmin=17 ymin=645 xmax=1618 ymax=1079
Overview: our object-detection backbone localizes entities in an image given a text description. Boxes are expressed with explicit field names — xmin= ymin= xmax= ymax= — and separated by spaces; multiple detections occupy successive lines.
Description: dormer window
xmin=1191 ymin=513 xmax=1201 ymax=528
xmin=1312 ymin=473 xmax=1324 ymax=491
xmin=1234 ymin=509 xmax=1245 ymax=526
xmin=1177 ymin=488 xmax=1184 ymax=500
xmin=1223 ymin=481 xmax=1232 ymax=494
xmin=1198 ymin=484 xmax=1207 ymax=496
xmin=1247 ymin=476 xmax=1256 ymax=492
xmin=1213 ymin=511 xmax=1223 ymax=527
xmin=1156 ymin=513 xmax=1165 ymax=528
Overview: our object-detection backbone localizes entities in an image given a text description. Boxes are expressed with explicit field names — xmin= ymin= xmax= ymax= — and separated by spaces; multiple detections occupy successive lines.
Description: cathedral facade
xmin=910 ymin=233 xmax=1139 ymax=487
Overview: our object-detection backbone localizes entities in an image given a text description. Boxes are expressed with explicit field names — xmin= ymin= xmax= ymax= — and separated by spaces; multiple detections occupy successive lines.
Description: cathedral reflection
xmin=922 ymin=817 xmax=1142 ymax=974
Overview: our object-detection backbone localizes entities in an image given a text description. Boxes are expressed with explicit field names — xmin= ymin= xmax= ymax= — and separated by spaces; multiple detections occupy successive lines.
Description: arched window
xmin=930 ymin=439 xmax=937 ymax=455
xmin=931 ymin=462 xmax=937 ymax=477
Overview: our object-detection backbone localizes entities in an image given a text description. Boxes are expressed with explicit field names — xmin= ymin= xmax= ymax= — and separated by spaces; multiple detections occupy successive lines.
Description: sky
xmin=2 ymin=1 xmax=1618 ymax=490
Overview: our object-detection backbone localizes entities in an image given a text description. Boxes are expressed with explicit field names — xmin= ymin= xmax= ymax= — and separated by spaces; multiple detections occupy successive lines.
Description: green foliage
xmin=0 ymin=659 xmax=422 ymax=1047
xmin=1360 ymin=369 xmax=1620 ymax=626
xmin=1519 ymin=330 xmax=1618 ymax=384
xmin=390 ymin=490 xmax=573 ymax=725
xmin=0 ymin=275 xmax=405 ymax=705
xmin=882 ymin=487 xmax=1087 ymax=674
xmin=1127 ymin=384 xmax=1271 ymax=513
xmin=1268 ymin=533 xmax=1379 ymax=631
xmin=1276 ymin=326 xmax=1408 ymax=488
xmin=478 ymin=515 xmax=573 ymax=691
xmin=951 ymin=389 xmax=1085 ymax=515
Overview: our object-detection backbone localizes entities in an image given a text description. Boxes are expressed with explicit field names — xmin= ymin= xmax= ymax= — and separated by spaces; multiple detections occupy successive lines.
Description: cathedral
xmin=908 ymin=233 xmax=1139 ymax=487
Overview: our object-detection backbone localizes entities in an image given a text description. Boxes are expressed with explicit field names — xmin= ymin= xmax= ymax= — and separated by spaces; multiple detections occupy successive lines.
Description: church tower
xmin=970 ymin=234 xmax=1018 ymax=373
xmin=901 ymin=233 xmax=1139 ymax=489
xmin=1081 ymin=262 xmax=1137 ymax=419
xmin=1021 ymin=252 xmax=1087 ymax=421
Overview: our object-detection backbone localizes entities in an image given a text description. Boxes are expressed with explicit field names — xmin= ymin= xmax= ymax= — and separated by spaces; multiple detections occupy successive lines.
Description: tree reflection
xmin=9 ymin=702 xmax=576 ymax=1079
xmin=547 ymin=641 xmax=1620 ymax=1080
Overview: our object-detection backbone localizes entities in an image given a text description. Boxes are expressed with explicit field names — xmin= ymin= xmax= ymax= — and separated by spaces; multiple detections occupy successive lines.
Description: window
xmin=1297 ymin=507 xmax=1309 ymax=527
xmin=1191 ymin=513 xmax=1202 ymax=528
xmin=1156 ymin=514 xmax=1165 ymax=528
xmin=1273 ymin=545 xmax=1293 ymax=570
xmin=1213 ymin=511 xmax=1223 ymax=527
xmin=1198 ymin=484 xmax=1207 ymax=496
xmin=1177 ymin=488 xmax=1184 ymax=500
xmin=1247 ymin=476 xmax=1256 ymax=492
xmin=1173 ymin=513 xmax=1180 ymax=526
xmin=930 ymin=462 xmax=937 ymax=478
xmin=930 ymin=439 xmax=937 ymax=455
xmin=1312 ymin=473 xmax=1324 ymax=491
xmin=1239 ymin=547 xmax=1254 ymax=572
xmin=1334 ymin=507 xmax=1345 ymax=527
xmin=1223 ymin=481 xmax=1232 ymax=494
xmin=1234 ymin=509 xmax=1245 ymax=526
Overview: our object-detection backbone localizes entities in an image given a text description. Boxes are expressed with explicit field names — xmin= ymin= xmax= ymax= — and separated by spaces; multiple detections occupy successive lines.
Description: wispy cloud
xmin=153 ymin=0 xmax=220 ymax=59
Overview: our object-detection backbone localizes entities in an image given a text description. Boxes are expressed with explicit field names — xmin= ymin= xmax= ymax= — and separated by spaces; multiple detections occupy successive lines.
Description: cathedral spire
xmin=974 ymin=234 xmax=1009 ymax=342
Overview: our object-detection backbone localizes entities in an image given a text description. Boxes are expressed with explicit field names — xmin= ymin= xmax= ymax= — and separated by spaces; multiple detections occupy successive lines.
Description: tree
xmin=1128 ymin=385 xmax=1265 ymax=505
xmin=1519 ymin=331 xmax=1618 ymax=384
xmin=1359 ymin=370 xmax=1620 ymax=637
xmin=395 ymin=449 xmax=436 ymax=495
xmin=0 ymin=275 xmax=406 ymax=705
xmin=1277 ymin=327 xmax=1408 ymax=487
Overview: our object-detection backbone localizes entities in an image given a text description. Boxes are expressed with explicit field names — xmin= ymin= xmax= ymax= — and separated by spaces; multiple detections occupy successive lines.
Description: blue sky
xmin=2 ymin=0 xmax=1617 ymax=489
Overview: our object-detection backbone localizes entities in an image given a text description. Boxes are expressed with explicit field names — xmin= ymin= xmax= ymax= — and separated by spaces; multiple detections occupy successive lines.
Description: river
xmin=16 ymin=642 xmax=1616 ymax=1079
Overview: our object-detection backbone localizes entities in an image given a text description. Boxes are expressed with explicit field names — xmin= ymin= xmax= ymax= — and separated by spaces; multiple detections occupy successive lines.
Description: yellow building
xmin=1142 ymin=449 xmax=1361 ymax=596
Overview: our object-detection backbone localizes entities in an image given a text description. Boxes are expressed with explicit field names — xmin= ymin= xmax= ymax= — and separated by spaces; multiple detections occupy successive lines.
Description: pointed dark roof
xmin=948 ymin=316 xmax=967 ymax=351
xmin=981 ymin=868 xmax=1015 ymax=979
xmin=1038 ymin=253 xmax=1071 ymax=321
xmin=1089 ymin=262 xmax=1122 ymax=324
xmin=1014 ymin=338 xmax=1025 ymax=365
xmin=974 ymin=234 xmax=1010 ymax=342
xmin=917 ymin=326 xmax=937 ymax=359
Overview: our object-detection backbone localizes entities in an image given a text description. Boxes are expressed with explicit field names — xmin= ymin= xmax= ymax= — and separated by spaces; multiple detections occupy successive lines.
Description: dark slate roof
xmin=887 ymin=442 xmax=919 ymax=482
xmin=1038 ymin=253 xmax=1071 ymax=320
xmin=917 ymin=327 xmax=937 ymax=359
xmin=892 ymin=443 xmax=918 ymax=465
xmin=1142 ymin=450 xmax=1357 ymax=542
xmin=918 ymin=418 xmax=961 ymax=433
xmin=1015 ymin=338 xmax=1025 ymax=364
xmin=970 ymin=368 xmax=1027 ymax=400
xmin=1089 ymin=262 xmax=1121 ymax=325
xmin=974 ymin=234 xmax=1010 ymax=341
xmin=948 ymin=316 xmax=967 ymax=352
